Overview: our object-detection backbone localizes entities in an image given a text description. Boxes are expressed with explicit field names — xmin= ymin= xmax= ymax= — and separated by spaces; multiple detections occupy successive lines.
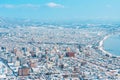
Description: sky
xmin=0 ymin=0 xmax=120 ymax=21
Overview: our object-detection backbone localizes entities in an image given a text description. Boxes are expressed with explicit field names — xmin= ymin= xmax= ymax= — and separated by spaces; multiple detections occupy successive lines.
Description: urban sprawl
xmin=0 ymin=21 xmax=120 ymax=80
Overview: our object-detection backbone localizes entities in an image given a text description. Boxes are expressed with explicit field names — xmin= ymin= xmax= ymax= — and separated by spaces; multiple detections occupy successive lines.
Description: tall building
xmin=66 ymin=52 xmax=75 ymax=57
xmin=18 ymin=67 xmax=30 ymax=76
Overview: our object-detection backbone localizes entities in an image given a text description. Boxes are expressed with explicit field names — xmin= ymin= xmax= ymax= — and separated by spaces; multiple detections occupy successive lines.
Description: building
xmin=66 ymin=52 xmax=75 ymax=57
xmin=18 ymin=67 xmax=30 ymax=76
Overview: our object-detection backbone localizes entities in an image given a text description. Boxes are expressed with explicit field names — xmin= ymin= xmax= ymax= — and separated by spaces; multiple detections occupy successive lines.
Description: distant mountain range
xmin=0 ymin=17 xmax=120 ymax=29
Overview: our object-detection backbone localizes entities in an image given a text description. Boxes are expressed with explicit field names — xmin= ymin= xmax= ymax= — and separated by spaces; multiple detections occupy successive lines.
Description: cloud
xmin=46 ymin=2 xmax=64 ymax=8
xmin=0 ymin=3 xmax=64 ymax=9
xmin=0 ymin=4 xmax=41 ymax=9
xmin=0 ymin=4 xmax=15 ymax=8
xmin=20 ymin=4 xmax=41 ymax=8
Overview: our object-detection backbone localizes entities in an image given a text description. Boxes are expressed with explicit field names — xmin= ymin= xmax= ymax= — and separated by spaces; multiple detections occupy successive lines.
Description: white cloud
xmin=46 ymin=2 xmax=64 ymax=8
xmin=0 ymin=3 xmax=64 ymax=9
xmin=0 ymin=4 xmax=41 ymax=9
xmin=0 ymin=4 xmax=15 ymax=8
xmin=20 ymin=4 xmax=40 ymax=8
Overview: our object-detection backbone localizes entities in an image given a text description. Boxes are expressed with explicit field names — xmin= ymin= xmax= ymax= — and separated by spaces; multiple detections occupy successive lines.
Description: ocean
xmin=103 ymin=34 xmax=120 ymax=56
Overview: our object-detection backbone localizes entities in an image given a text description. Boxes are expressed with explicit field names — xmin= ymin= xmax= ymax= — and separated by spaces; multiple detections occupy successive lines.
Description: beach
xmin=99 ymin=35 xmax=112 ymax=56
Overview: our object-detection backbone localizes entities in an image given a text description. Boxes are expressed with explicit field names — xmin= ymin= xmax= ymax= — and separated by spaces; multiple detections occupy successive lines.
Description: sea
xmin=103 ymin=34 xmax=120 ymax=56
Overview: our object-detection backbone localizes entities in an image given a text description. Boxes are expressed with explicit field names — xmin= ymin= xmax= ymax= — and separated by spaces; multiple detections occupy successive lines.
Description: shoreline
xmin=99 ymin=35 xmax=113 ymax=57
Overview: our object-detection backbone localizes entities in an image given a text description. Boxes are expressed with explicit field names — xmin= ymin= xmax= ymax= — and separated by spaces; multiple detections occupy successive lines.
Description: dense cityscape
xmin=0 ymin=18 xmax=120 ymax=80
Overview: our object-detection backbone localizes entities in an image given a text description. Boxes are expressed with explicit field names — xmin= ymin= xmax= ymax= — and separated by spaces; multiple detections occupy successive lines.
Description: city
xmin=0 ymin=0 xmax=120 ymax=80
xmin=0 ymin=19 xmax=120 ymax=79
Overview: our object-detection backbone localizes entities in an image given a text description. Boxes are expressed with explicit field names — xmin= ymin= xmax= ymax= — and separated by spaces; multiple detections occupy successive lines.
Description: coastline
xmin=99 ymin=35 xmax=113 ymax=56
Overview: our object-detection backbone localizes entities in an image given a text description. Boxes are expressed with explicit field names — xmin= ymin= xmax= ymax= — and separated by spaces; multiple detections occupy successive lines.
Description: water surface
xmin=103 ymin=34 xmax=120 ymax=56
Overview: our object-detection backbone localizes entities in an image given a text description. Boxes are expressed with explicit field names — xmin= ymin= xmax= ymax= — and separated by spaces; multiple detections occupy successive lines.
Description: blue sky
xmin=0 ymin=0 xmax=120 ymax=21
